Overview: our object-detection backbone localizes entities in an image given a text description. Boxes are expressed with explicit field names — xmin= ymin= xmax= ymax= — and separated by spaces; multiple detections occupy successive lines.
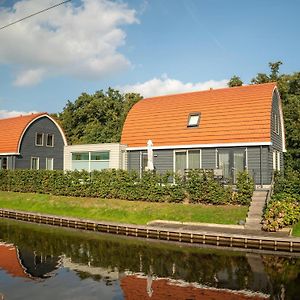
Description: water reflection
xmin=0 ymin=219 xmax=299 ymax=300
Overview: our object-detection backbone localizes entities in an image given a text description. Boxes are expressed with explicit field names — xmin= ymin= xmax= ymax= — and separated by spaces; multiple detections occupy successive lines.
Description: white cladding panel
xmin=64 ymin=143 xmax=127 ymax=171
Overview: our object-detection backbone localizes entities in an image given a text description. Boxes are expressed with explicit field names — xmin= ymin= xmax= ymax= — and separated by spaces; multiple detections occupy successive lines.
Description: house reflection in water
xmin=0 ymin=242 xmax=272 ymax=299
xmin=0 ymin=242 xmax=60 ymax=280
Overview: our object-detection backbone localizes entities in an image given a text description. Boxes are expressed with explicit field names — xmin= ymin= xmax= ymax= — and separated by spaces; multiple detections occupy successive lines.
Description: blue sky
xmin=0 ymin=0 xmax=299 ymax=117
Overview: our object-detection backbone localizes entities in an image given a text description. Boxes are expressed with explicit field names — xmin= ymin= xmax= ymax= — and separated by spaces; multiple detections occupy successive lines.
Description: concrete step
xmin=248 ymin=212 xmax=263 ymax=218
xmin=252 ymin=197 xmax=268 ymax=201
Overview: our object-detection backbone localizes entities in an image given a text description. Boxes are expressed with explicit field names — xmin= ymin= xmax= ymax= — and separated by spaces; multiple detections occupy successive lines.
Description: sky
xmin=0 ymin=0 xmax=300 ymax=118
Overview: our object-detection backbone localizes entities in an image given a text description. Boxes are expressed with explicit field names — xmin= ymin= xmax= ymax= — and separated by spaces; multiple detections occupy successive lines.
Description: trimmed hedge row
xmin=0 ymin=169 xmax=253 ymax=205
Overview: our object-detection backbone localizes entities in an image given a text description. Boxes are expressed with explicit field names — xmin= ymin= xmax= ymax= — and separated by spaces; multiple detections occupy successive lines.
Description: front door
xmin=218 ymin=149 xmax=245 ymax=183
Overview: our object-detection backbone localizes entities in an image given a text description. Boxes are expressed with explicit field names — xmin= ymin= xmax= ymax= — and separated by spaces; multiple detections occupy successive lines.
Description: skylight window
xmin=187 ymin=113 xmax=200 ymax=128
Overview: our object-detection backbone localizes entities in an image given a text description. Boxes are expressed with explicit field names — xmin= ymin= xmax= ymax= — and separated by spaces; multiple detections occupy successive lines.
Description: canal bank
xmin=1 ymin=208 xmax=299 ymax=254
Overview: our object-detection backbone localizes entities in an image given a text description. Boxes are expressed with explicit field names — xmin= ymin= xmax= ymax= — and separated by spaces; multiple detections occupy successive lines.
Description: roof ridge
xmin=0 ymin=112 xmax=46 ymax=121
xmin=142 ymin=82 xmax=277 ymax=101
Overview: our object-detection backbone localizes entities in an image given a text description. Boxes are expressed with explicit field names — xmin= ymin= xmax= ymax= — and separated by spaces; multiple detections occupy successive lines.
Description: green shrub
xmin=185 ymin=170 xmax=234 ymax=205
xmin=273 ymin=169 xmax=300 ymax=196
xmin=262 ymin=195 xmax=300 ymax=232
xmin=262 ymin=167 xmax=300 ymax=232
xmin=235 ymin=171 xmax=254 ymax=205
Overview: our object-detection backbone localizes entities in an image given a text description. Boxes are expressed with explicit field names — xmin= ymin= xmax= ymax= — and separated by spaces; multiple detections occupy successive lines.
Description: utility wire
xmin=0 ymin=0 xmax=72 ymax=31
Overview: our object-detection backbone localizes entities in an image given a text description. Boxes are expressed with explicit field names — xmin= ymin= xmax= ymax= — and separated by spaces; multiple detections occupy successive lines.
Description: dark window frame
xmin=187 ymin=112 xmax=201 ymax=128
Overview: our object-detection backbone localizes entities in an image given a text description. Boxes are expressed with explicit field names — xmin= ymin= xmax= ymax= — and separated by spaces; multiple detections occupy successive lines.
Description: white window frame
xmin=273 ymin=151 xmax=277 ymax=170
xmin=35 ymin=133 xmax=44 ymax=146
xmin=46 ymin=134 xmax=54 ymax=147
xmin=173 ymin=149 xmax=202 ymax=173
xmin=46 ymin=158 xmax=54 ymax=170
xmin=31 ymin=157 xmax=40 ymax=170
xmin=277 ymin=152 xmax=281 ymax=171
xmin=71 ymin=151 xmax=110 ymax=172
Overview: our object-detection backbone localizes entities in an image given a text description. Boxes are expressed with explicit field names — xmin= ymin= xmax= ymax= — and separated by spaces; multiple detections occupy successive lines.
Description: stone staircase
xmin=245 ymin=190 xmax=269 ymax=230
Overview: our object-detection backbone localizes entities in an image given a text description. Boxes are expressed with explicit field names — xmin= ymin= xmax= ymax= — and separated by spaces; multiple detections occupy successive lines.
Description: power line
xmin=0 ymin=0 xmax=72 ymax=31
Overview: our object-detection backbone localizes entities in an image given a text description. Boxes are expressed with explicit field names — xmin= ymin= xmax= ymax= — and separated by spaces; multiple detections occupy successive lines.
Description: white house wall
xmin=64 ymin=143 xmax=127 ymax=171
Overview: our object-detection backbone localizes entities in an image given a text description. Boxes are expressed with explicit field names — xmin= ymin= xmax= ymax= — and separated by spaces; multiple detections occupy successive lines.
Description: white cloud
xmin=0 ymin=0 xmax=138 ymax=85
xmin=118 ymin=75 xmax=228 ymax=97
xmin=0 ymin=109 xmax=37 ymax=119
xmin=13 ymin=68 xmax=45 ymax=86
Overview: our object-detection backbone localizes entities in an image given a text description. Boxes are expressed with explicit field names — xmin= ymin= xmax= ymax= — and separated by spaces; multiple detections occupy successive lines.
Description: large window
xmin=46 ymin=134 xmax=54 ymax=147
xmin=35 ymin=133 xmax=44 ymax=146
xmin=175 ymin=149 xmax=201 ymax=174
xmin=31 ymin=157 xmax=39 ymax=170
xmin=46 ymin=158 xmax=54 ymax=170
xmin=72 ymin=151 xmax=110 ymax=172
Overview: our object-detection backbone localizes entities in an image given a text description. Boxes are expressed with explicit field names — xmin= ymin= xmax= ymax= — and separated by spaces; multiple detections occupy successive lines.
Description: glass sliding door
xmin=188 ymin=150 xmax=201 ymax=169
xmin=233 ymin=150 xmax=245 ymax=183
xmin=218 ymin=148 xmax=246 ymax=183
xmin=218 ymin=151 xmax=230 ymax=179
xmin=175 ymin=151 xmax=187 ymax=174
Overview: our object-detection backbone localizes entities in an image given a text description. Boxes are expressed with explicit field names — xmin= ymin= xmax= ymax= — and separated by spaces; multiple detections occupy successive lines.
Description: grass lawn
xmin=292 ymin=222 xmax=300 ymax=237
xmin=0 ymin=191 xmax=248 ymax=225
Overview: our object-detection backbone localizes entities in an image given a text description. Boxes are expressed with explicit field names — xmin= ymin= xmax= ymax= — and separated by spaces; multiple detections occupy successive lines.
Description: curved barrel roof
xmin=0 ymin=113 xmax=67 ymax=154
xmin=121 ymin=83 xmax=278 ymax=149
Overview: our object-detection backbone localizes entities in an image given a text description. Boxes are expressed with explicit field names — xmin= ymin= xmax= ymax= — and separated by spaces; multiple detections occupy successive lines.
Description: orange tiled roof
xmin=0 ymin=113 xmax=46 ymax=154
xmin=0 ymin=244 xmax=29 ymax=278
xmin=121 ymin=83 xmax=277 ymax=148
xmin=121 ymin=275 xmax=269 ymax=300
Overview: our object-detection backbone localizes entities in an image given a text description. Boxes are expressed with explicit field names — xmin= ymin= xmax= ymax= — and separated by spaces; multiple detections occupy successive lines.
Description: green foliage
xmin=59 ymin=89 xmax=142 ymax=144
xmin=262 ymin=196 xmax=300 ymax=232
xmin=273 ymin=169 xmax=300 ymax=196
xmin=262 ymin=169 xmax=300 ymax=232
xmin=228 ymin=75 xmax=243 ymax=87
xmin=235 ymin=171 xmax=254 ymax=205
xmin=184 ymin=170 xmax=245 ymax=205
xmin=0 ymin=169 xmax=252 ymax=205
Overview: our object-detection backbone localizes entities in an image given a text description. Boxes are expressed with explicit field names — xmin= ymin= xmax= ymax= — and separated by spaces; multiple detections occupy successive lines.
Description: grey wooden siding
xmin=15 ymin=117 xmax=65 ymax=170
xmin=153 ymin=150 xmax=173 ymax=173
xmin=127 ymin=150 xmax=173 ymax=175
xmin=271 ymin=92 xmax=283 ymax=151
xmin=202 ymin=148 xmax=216 ymax=169
xmin=128 ymin=146 xmax=271 ymax=185
xmin=127 ymin=151 xmax=140 ymax=173
xmin=247 ymin=146 xmax=271 ymax=185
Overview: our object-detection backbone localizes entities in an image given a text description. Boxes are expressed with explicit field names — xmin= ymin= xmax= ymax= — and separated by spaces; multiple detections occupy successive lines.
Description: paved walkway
xmin=148 ymin=220 xmax=291 ymax=238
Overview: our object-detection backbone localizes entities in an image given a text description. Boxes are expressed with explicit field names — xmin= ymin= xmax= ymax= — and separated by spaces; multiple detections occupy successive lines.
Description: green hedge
xmin=0 ymin=169 xmax=253 ymax=205
xmin=262 ymin=169 xmax=300 ymax=232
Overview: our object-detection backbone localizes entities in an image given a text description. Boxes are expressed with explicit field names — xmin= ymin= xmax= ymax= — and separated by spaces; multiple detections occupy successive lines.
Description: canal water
xmin=0 ymin=219 xmax=299 ymax=300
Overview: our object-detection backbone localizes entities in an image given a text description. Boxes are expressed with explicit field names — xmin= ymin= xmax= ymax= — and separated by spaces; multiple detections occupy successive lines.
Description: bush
xmin=235 ymin=171 xmax=254 ymax=205
xmin=262 ymin=195 xmax=300 ymax=231
xmin=262 ymin=169 xmax=300 ymax=232
xmin=185 ymin=170 xmax=237 ymax=205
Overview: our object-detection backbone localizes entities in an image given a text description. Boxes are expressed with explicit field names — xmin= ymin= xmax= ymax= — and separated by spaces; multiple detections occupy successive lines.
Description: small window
xmin=46 ymin=158 xmax=54 ymax=170
xmin=187 ymin=113 xmax=200 ymax=128
xmin=46 ymin=134 xmax=54 ymax=147
xmin=91 ymin=151 xmax=110 ymax=161
xmin=31 ymin=157 xmax=39 ymax=170
xmin=35 ymin=133 xmax=44 ymax=146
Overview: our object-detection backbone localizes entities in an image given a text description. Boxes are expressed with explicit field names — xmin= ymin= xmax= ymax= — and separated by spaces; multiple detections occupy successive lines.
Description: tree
xmin=228 ymin=75 xmax=243 ymax=87
xmin=59 ymin=89 xmax=142 ymax=145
